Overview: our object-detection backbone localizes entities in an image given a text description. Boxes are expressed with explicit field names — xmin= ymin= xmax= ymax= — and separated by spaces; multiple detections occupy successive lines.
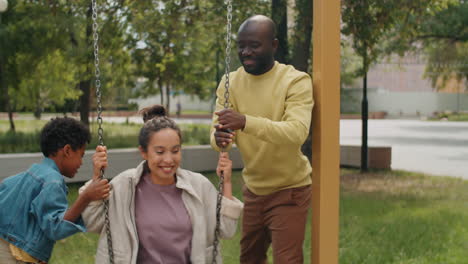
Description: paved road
xmin=340 ymin=119 xmax=468 ymax=179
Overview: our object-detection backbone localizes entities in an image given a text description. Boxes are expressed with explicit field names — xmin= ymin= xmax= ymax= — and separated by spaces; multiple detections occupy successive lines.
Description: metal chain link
xmin=91 ymin=1 xmax=114 ymax=264
xmin=212 ymin=1 xmax=232 ymax=263
xmin=223 ymin=0 xmax=232 ymax=110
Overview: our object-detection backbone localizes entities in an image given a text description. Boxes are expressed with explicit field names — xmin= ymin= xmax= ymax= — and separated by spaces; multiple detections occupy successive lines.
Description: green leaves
xmin=342 ymin=0 xmax=409 ymax=74
xmin=419 ymin=1 xmax=468 ymax=42
xmin=15 ymin=50 xmax=80 ymax=112
xmin=0 ymin=0 xmax=271 ymax=116
xmin=415 ymin=1 xmax=468 ymax=91
xmin=340 ymin=0 xmax=466 ymax=82
xmin=424 ymin=41 xmax=468 ymax=91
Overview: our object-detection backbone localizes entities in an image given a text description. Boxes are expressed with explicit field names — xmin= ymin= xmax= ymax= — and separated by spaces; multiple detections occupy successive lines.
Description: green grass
xmin=446 ymin=113 xmax=468 ymax=121
xmin=174 ymin=110 xmax=212 ymax=115
xmin=0 ymin=120 xmax=211 ymax=153
xmin=339 ymin=170 xmax=468 ymax=264
xmin=49 ymin=170 xmax=468 ymax=264
xmin=429 ymin=112 xmax=468 ymax=121
xmin=0 ymin=119 xmax=48 ymax=133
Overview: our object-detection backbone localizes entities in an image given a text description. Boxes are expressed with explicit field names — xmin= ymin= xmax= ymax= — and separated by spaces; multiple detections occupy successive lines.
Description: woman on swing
xmin=80 ymin=104 xmax=243 ymax=264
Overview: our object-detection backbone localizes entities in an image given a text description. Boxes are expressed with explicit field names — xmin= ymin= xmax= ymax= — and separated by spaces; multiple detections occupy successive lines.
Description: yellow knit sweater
xmin=211 ymin=62 xmax=313 ymax=195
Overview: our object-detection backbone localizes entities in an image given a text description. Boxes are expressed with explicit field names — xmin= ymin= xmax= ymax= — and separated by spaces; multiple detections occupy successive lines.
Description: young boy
xmin=0 ymin=117 xmax=110 ymax=264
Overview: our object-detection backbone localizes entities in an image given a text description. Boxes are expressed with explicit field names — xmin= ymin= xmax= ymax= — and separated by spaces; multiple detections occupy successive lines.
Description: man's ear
xmin=272 ymin=38 xmax=279 ymax=53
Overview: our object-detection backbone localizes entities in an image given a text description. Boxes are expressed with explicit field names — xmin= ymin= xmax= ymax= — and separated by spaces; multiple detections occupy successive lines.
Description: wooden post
xmin=311 ymin=0 xmax=341 ymax=263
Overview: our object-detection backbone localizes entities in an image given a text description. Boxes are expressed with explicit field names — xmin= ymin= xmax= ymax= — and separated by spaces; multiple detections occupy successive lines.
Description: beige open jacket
xmin=80 ymin=161 xmax=243 ymax=264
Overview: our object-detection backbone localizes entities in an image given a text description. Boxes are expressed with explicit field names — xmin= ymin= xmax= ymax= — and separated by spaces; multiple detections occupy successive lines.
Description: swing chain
xmin=91 ymin=1 xmax=114 ymax=264
xmin=91 ymin=2 xmax=103 ymax=145
xmin=223 ymin=0 xmax=232 ymax=110
xmin=212 ymin=173 xmax=224 ymax=264
xmin=212 ymin=1 xmax=232 ymax=263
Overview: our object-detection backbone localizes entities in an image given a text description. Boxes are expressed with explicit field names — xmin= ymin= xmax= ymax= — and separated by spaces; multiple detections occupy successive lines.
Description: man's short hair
xmin=40 ymin=117 xmax=91 ymax=157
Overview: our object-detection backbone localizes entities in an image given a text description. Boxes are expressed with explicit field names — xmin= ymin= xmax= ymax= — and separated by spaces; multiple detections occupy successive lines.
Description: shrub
xmin=0 ymin=131 xmax=41 ymax=153
xmin=0 ymin=123 xmax=213 ymax=153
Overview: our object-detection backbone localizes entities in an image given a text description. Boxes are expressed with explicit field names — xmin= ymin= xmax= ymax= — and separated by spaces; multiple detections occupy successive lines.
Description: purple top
xmin=135 ymin=173 xmax=192 ymax=264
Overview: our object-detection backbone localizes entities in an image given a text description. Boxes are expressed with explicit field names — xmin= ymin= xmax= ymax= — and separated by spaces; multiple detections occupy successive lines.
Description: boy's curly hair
xmin=40 ymin=117 xmax=91 ymax=157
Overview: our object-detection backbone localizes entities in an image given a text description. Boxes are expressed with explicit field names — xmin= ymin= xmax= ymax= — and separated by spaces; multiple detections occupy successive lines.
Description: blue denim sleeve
xmin=30 ymin=182 xmax=86 ymax=241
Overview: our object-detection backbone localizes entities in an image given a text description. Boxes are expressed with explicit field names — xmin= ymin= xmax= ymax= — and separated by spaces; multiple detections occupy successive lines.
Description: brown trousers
xmin=240 ymin=184 xmax=311 ymax=264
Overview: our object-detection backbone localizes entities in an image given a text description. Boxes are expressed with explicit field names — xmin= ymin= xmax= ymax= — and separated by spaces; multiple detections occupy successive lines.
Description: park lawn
xmin=0 ymin=119 xmax=143 ymax=135
xmin=0 ymin=120 xmax=141 ymax=153
xmin=429 ymin=112 xmax=468 ymax=121
xmin=0 ymin=120 xmax=211 ymax=153
xmin=445 ymin=113 xmax=468 ymax=121
xmin=49 ymin=169 xmax=468 ymax=264
xmin=175 ymin=110 xmax=212 ymax=115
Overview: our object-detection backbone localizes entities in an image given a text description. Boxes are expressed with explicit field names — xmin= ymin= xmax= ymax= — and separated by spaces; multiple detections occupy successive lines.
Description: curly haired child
xmin=0 ymin=117 xmax=110 ymax=264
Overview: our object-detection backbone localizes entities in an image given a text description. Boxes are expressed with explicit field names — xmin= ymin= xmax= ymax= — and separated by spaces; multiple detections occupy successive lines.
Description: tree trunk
xmin=79 ymin=80 xmax=91 ymax=126
xmin=158 ymin=78 xmax=164 ymax=106
xmin=361 ymin=55 xmax=369 ymax=172
xmin=291 ymin=0 xmax=314 ymax=160
xmin=6 ymin=86 xmax=15 ymax=132
xmin=7 ymin=108 xmax=15 ymax=132
xmin=291 ymin=0 xmax=313 ymax=72
xmin=166 ymin=83 xmax=171 ymax=116
xmin=0 ymin=52 xmax=5 ymax=112
xmin=0 ymin=13 xmax=5 ymax=112
xmin=34 ymin=104 xmax=42 ymax=120
xmin=5 ymin=91 xmax=15 ymax=132
xmin=79 ymin=4 xmax=93 ymax=126
xmin=271 ymin=0 xmax=289 ymax=63
xmin=0 ymin=56 xmax=15 ymax=132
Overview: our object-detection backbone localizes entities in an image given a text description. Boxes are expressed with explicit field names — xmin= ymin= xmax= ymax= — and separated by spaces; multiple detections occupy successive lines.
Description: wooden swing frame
xmin=311 ymin=0 xmax=341 ymax=263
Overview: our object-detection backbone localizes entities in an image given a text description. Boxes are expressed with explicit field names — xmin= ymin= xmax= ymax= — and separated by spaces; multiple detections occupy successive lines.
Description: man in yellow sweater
xmin=211 ymin=15 xmax=313 ymax=264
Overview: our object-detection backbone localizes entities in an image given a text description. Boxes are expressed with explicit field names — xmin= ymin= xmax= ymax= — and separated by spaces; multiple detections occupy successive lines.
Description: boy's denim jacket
xmin=0 ymin=158 xmax=86 ymax=262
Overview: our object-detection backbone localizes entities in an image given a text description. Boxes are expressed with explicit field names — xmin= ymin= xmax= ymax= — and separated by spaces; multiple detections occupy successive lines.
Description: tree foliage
xmin=418 ymin=0 xmax=468 ymax=43
xmin=290 ymin=0 xmax=312 ymax=73
xmin=2 ymin=0 xmax=465 ymax=129
xmin=378 ymin=0 xmax=468 ymax=91
xmin=1 ymin=0 xmax=133 ymax=126
xmin=271 ymin=0 xmax=288 ymax=63
xmin=420 ymin=1 xmax=468 ymax=91
xmin=340 ymin=0 xmax=459 ymax=87
xmin=424 ymin=42 xmax=468 ymax=91
xmin=342 ymin=0 xmax=413 ymax=75
xmin=1 ymin=0 xmax=75 ymax=127
xmin=128 ymin=0 xmax=268 ymax=110
xmin=16 ymin=50 xmax=80 ymax=118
